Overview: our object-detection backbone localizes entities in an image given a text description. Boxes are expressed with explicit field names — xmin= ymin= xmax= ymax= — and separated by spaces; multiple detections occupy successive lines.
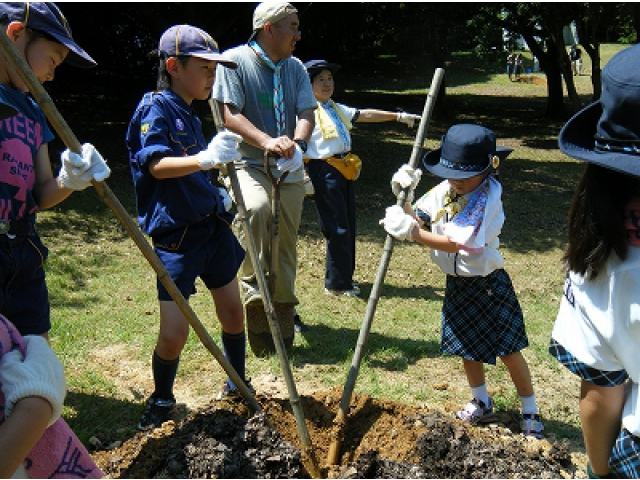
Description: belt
xmin=0 ymin=219 xmax=36 ymax=236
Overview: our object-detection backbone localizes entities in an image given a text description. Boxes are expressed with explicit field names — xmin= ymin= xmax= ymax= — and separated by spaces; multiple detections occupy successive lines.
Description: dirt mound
xmin=91 ymin=387 xmax=581 ymax=478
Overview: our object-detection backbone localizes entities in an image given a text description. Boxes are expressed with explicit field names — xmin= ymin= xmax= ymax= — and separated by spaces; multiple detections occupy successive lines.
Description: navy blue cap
xmin=422 ymin=123 xmax=512 ymax=180
xmin=0 ymin=2 xmax=96 ymax=68
xmin=159 ymin=25 xmax=237 ymax=68
xmin=304 ymin=59 xmax=341 ymax=77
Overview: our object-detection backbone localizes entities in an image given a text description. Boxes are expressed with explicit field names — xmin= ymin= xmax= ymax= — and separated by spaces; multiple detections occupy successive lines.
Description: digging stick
xmin=326 ymin=67 xmax=445 ymax=466
xmin=208 ymin=98 xmax=322 ymax=479
xmin=0 ymin=32 xmax=263 ymax=414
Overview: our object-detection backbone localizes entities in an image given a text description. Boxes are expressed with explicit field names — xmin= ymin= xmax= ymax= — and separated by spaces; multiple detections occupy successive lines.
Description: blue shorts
xmin=152 ymin=213 xmax=245 ymax=301
xmin=0 ymin=234 xmax=50 ymax=335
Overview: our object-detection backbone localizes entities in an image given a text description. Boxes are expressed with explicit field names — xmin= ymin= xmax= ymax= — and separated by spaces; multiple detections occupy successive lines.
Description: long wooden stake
xmin=326 ymin=67 xmax=445 ymax=466
xmin=0 ymin=32 xmax=263 ymax=414
xmin=209 ymin=98 xmax=322 ymax=478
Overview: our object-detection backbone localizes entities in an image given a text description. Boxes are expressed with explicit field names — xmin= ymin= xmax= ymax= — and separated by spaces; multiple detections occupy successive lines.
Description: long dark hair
xmin=563 ymin=164 xmax=640 ymax=279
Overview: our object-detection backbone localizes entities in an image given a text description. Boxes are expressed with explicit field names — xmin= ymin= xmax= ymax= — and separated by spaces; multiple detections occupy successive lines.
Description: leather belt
xmin=0 ymin=219 xmax=36 ymax=236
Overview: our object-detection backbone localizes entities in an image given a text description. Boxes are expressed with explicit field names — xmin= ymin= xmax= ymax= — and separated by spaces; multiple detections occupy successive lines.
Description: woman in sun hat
xmin=382 ymin=123 xmax=544 ymax=438
xmin=303 ymin=58 xmax=420 ymax=303
xmin=549 ymin=43 xmax=640 ymax=479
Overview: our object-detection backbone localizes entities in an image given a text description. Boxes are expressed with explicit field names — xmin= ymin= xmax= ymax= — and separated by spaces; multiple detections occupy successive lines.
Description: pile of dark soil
xmin=92 ymin=387 xmax=581 ymax=478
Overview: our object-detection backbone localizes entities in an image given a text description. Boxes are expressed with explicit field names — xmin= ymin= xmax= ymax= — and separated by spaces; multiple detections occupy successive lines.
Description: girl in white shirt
xmin=383 ymin=123 xmax=544 ymax=438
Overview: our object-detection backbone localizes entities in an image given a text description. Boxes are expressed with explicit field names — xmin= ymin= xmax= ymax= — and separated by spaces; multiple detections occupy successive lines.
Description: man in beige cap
xmin=212 ymin=1 xmax=316 ymax=355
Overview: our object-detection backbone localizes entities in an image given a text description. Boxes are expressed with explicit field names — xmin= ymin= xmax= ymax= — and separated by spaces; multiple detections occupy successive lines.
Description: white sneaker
xmin=324 ymin=287 xmax=360 ymax=297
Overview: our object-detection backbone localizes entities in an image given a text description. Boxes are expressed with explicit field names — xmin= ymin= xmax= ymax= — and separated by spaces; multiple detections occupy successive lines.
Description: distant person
xmin=212 ymin=1 xmax=316 ymax=353
xmin=126 ymin=24 xmax=249 ymax=430
xmin=0 ymin=2 xmax=110 ymax=339
xmin=0 ymin=314 xmax=102 ymax=478
xmin=303 ymin=59 xmax=420 ymax=303
xmin=382 ymin=123 xmax=544 ymax=439
xmin=569 ymin=44 xmax=583 ymax=76
xmin=514 ymin=53 xmax=524 ymax=81
xmin=506 ymin=52 xmax=515 ymax=81
xmin=550 ymin=43 xmax=640 ymax=479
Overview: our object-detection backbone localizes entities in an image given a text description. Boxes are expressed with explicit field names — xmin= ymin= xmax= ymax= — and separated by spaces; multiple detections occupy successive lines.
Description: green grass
xmin=38 ymin=45 xmax=629 ymax=453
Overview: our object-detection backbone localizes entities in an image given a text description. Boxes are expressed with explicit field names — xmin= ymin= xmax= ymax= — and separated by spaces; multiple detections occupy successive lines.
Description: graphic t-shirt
xmin=0 ymin=86 xmax=53 ymax=222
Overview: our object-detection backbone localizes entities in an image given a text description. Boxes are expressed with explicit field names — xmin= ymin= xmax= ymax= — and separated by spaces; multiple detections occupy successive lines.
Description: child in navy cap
xmin=0 ymin=3 xmax=107 ymax=477
xmin=382 ymin=123 xmax=544 ymax=439
xmin=126 ymin=24 xmax=250 ymax=430
xmin=0 ymin=2 xmax=110 ymax=339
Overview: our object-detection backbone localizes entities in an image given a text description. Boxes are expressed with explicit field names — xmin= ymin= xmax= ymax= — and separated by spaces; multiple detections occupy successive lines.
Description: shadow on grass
xmin=65 ymin=391 xmax=143 ymax=445
xmin=290 ymin=321 xmax=443 ymax=370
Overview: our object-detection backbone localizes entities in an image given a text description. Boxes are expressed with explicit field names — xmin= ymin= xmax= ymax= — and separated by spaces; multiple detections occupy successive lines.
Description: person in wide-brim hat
xmin=558 ymin=44 xmax=640 ymax=178
xmin=550 ymin=43 xmax=640 ymax=480
xmin=422 ymin=123 xmax=512 ymax=180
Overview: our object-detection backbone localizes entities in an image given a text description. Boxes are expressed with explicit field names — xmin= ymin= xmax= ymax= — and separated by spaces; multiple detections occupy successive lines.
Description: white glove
xmin=397 ymin=112 xmax=421 ymax=128
xmin=379 ymin=205 xmax=418 ymax=242
xmin=59 ymin=143 xmax=111 ymax=191
xmin=196 ymin=131 xmax=242 ymax=170
xmin=391 ymin=164 xmax=422 ymax=204
xmin=0 ymin=336 xmax=66 ymax=427
xmin=276 ymin=144 xmax=304 ymax=173
xmin=217 ymin=186 xmax=232 ymax=212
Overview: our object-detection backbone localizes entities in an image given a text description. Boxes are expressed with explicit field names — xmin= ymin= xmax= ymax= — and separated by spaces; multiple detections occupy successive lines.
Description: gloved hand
xmin=59 ymin=143 xmax=111 ymax=191
xmin=217 ymin=186 xmax=233 ymax=212
xmin=0 ymin=335 xmax=67 ymax=427
xmin=276 ymin=144 xmax=303 ymax=173
xmin=396 ymin=112 xmax=421 ymax=128
xmin=196 ymin=131 xmax=243 ymax=170
xmin=379 ymin=205 xmax=418 ymax=242
xmin=391 ymin=164 xmax=422 ymax=204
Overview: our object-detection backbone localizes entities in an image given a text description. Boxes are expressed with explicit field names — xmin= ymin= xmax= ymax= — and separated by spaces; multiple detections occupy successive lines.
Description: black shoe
xmin=137 ymin=396 xmax=176 ymax=431
xmin=216 ymin=378 xmax=255 ymax=401
xmin=293 ymin=312 xmax=310 ymax=333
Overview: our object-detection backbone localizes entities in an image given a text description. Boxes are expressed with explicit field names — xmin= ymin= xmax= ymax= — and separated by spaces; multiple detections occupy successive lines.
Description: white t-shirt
xmin=551 ymin=246 xmax=640 ymax=435
xmin=305 ymin=101 xmax=357 ymax=160
xmin=413 ymin=176 xmax=505 ymax=277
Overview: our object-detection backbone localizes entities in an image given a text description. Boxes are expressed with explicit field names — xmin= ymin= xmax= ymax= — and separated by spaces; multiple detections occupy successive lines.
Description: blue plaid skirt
xmin=441 ymin=269 xmax=528 ymax=365
xmin=550 ymin=339 xmax=638 ymax=478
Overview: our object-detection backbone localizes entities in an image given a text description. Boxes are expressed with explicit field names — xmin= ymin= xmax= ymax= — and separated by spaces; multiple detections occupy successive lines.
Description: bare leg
xmin=500 ymin=351 xmax=533 ymax=397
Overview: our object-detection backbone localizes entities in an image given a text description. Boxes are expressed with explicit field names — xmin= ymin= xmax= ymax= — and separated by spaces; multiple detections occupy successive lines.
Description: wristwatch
xmin=294 ymin=139 xmax=308 ymax=154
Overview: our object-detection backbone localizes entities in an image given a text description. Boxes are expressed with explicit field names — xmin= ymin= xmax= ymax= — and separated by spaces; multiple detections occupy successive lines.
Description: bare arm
xmin=148 ymin=155 xmax=203 ymax=179
xmin=294 ymin=108 xmax=315 ymax=143
xmin=221 ymin=103 xmax=314 ymax=159
xmin=580 ymin=381 xmax=625 ymax=477
xmin=355 ymin=108 xmax=400 ymax=123
xmin=0 ymin=396 xmax=52 ymax=477
xmin=32 ymin=144 xmax=73 ymax=210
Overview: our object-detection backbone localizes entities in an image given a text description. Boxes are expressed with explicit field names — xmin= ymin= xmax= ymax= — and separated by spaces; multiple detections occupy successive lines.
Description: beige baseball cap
xmin=249 ymin=1 xmax=298 ymax=42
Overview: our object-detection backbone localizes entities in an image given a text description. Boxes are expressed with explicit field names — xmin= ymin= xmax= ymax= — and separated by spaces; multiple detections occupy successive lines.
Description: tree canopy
xmin=54 ymin=2 xmax=636 ymax=118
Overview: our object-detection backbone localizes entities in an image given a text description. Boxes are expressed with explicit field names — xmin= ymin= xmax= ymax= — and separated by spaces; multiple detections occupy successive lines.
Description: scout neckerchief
xmin=249 ymin=40 xmax=285 ymax=135
xmin=316 ymin=100 xmax=352 ymax=148
xmin=624 ymin=195 xmax=640 ymax=247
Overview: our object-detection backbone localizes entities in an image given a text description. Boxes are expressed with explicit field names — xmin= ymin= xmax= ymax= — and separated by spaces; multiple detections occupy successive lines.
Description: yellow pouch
xmin=326 ymin=153 xmax=362 ymax=181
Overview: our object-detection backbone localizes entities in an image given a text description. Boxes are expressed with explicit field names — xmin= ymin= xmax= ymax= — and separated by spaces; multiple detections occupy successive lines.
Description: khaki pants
xmin=232 ymin=165 xmax=305 ymax=304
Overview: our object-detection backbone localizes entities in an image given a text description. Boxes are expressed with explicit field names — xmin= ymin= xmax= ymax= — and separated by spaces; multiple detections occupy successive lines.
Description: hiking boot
xmin=456 ymin=397 xmax=495 ymax=425
xmin=242 ymin=282 xmax=263 ymax=306
xmin=520 ymin=413 xmax=544 ymax=439
xmin=137 ymin=396 xmax=176 ymax=431
xmin=216 ymin=378 xmax=255 ymax=401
